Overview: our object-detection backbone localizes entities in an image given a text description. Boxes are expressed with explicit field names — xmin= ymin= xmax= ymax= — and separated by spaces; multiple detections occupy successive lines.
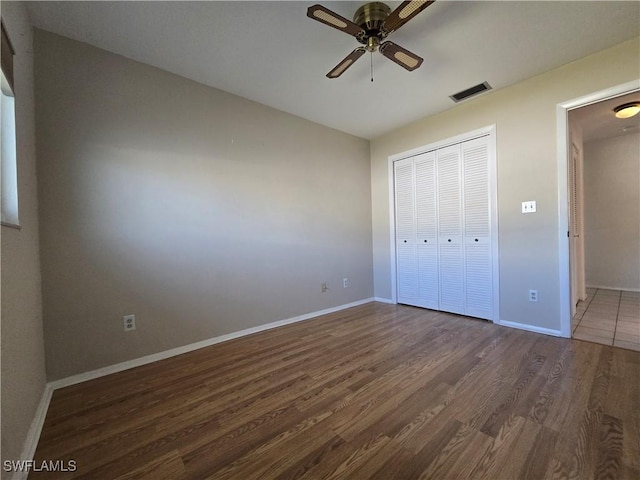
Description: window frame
xmin=1 ymin=19 xmax=20 ymax=229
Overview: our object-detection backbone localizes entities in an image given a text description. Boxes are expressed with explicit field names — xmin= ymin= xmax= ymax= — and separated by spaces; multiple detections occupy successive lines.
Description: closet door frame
xmin=388 ymin=125 xmax=499 ymax=322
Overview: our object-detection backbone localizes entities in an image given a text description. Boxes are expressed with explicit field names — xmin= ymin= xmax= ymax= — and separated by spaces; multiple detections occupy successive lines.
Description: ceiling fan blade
xmin=382 ymin=0 xmax=435 ymax=34
xmin=307 ymin=4 xmax=366 ymax=38
xmin=379 ymin=41 xmax=424 ymax=71
xmin=327 ymin=47 xmax=367 ymax=79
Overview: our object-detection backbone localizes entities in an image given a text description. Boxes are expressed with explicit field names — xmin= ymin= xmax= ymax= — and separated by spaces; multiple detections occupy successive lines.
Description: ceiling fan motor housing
xmin=354 ymin=2 xmax=391 ymax=46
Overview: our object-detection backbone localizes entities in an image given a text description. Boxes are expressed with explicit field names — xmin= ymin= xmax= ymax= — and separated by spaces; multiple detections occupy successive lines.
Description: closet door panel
xmin=462 ymin=137 xmax=492 ymax=319
xmin=415 ymin=152 xmax=438 ymax=239
xmin=417 ymin=244 xmax=439 ymax=308
xmin=437 ymin=146 xmax=462 ymax=239
xmin=415 ymin=152 xmax=439 ymax=309
xmin=395 ymin=159 xmax=416 ymax=242
xmin=462 ymin=139 xmax=490 ymax=238
xmin=397 ymin=242 xmax=418 ymax=301
xmin=395 ymin=159 xmax=419 ymax=304
xmin=464 ymin=238 xmax=492 ymax=319
xmin=439 ymin=241 xmax=464 ymax=314
xmin=437 ymin=145 xmax=464 ymax=314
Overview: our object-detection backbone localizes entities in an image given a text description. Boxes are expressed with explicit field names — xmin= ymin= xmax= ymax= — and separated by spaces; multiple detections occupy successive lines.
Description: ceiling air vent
xmin=449 ymin=81 xmax=492 ymax=103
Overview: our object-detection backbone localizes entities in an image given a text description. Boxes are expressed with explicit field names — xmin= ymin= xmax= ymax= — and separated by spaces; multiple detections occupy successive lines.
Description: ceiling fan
xmin=307 ymin=1 xmax=435 ymax=79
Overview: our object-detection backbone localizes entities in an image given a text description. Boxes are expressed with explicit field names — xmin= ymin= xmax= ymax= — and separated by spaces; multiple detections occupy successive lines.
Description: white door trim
xmin=387 ymin=125 xmax=499 ymax=322
xmin=556 ymin=79 xmax=640 ymax=338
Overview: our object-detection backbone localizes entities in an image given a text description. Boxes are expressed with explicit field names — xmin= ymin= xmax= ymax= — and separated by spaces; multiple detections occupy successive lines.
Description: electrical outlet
xmin=321 ymin=282 xmax=329 ymax=293
xmin=343 ymin=278 xmax=349 ymax=288
xmin=528 ymin=290 xmax=538 ymax=302
xmin=124 ymin=314 xmax=136 ymax=331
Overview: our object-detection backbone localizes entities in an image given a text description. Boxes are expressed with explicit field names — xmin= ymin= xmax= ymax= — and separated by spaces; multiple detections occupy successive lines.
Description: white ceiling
xmin=570 ymin=91 xmax=640 ymax=143
xmin=25 ymin=1 xmax=640 ymax=139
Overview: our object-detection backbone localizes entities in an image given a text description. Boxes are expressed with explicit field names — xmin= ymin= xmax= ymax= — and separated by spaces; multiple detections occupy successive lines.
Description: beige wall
xmin=34 ymin=30 xmax=372 ymax=380
xmin=371 ymin=38 xmax=640 ymax=331
xmin=1 ymin=2 xmax=47 ymax=473
xmin=584 ymin=132 xmax=640 ymax=291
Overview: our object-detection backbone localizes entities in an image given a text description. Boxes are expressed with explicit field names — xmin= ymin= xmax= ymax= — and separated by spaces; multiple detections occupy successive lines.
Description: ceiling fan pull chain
xmin=370 ymin=52 xmax=374 ymax=82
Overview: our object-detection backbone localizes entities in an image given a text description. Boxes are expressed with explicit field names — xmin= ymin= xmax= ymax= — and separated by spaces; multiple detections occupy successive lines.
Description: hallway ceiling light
xmin=613 ymin=102 xmax=640 ymax=119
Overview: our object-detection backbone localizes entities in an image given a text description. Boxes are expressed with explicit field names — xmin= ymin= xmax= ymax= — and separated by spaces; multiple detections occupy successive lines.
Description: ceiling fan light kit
xmin=307 ymin=1 xmax=435 ymax=79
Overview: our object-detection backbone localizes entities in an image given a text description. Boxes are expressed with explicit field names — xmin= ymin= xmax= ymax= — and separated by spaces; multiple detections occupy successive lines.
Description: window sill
xmin=1 ymin=220 xmax=22 ymax=230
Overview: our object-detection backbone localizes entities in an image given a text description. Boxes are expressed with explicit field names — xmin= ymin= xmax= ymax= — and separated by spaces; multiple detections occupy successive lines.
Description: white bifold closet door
xmin=461 ymin=137 xmax=492 ymax=320
xmin=395 ymin=158 xmax=418 ymax=301
xmin=415 ymin=153 xmax=439 ymax=310
xmin=394 ymin=135 xmax=494 ymax=321
xmin=437 ymin=145 xmax=464 ymax=315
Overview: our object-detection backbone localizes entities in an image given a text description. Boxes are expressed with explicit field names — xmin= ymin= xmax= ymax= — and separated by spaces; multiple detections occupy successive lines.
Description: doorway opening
xmin=557 ymin=81 xmax=640 ymax=345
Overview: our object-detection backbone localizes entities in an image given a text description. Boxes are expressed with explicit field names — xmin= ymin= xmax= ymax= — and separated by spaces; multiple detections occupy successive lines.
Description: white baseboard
xmin=11 ymin=384 xmax=54 ymax=480
xmin=498 ymin=319 xmax=563 ymax=338
xmin=373 ymin=297 xmax=395 ymax=304
xmin=49 ymin=297 xmax=375 ymax=390
xmin=587 ymin=285 xmax=640 ymax=293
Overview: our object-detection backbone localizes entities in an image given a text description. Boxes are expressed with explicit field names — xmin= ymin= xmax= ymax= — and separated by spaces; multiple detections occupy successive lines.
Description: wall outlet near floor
xmin=343 ymin=278 xmax=349 ymax=288
xmin=124 ymin=314 xmax=136 ymax=331
xmin=321 ymin=282 xmax=329 ymax=293
xmin=528 ymin=290 xmax=538 ymax=302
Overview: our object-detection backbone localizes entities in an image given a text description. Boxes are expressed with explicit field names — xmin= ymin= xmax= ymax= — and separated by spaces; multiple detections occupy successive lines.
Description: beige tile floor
xmin=572 ymin=288 xmax=640 ymax=351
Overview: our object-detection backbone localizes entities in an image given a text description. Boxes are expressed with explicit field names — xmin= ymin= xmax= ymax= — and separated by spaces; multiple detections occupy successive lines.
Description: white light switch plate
xmin=522 ymin=201 xmax=537 ymax=213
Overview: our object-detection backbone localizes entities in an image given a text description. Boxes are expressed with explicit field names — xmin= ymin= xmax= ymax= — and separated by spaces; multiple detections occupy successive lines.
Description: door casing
xmin=556 ymin=80 xmax=640 ymax=338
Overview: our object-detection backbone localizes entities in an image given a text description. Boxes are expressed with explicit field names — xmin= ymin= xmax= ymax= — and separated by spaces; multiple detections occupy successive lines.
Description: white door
xmin=395 ymin=158 xmax=418 ymax=304
xmin=415 ymin=152 xmax=439 ymax=309
xmin=437 ymin=145 xmax=465 ymax=315
xmin=392 ymin=130 xmax=497 ymax=321
xmin=569 ymin=142 xmax=586 ymax=314
xmin=462 ymin=137 xmax=493 ymax=320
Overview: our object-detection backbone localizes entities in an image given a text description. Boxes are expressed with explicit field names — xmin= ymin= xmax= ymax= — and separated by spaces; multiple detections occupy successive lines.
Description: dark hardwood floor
xmin=31 ymin=302 xmax=640 ymax=479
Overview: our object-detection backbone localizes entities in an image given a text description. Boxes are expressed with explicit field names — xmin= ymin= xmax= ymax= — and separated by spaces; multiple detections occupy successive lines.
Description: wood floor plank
xmin=416 ymin=421 xmax=487 ymax=479
xmin=465 ymin=414 xmax=528 ymax=479
xmin=594 ymin=414 xmax=624 ymax=480
xmin=29 ymin=302 xmax=640 ymax=479
xmin=114 ymin=449 xmax=187 ymax=480
xmin=518 ymin=424 xmax=559 ymax=480
xmin=433 ymin=425 xmax=494 ymax=479
xmin=609 ymin=349 xmax=640 ymax=472
xmin=321 ymin=434 xmax=392 ymax=480
xmin=394 ymin=419 xmax=463 ymax=479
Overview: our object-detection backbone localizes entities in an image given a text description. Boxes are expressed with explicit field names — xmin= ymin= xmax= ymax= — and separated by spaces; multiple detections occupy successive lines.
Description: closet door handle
xmin=424 ymin=240 xmax=428 ymax=243
xmin=475 ymin=238 xmax=479 ymax=242
xmin=448 ymin=239 xmax=452 ymax=243
xmin=404 ymin=240 xmax=407 ymax=243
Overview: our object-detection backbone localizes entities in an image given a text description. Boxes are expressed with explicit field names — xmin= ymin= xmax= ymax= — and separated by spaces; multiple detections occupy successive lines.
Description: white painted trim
xmin=374 ymin=297 xmax=395 ymax=304
xmin=48 ymin=298 xmax=375 ymax=390
xmin=498 ymin=319 xmax=562 ymax=338
xmin=557 ymin=103 xmax=570 ymax=338
xmin=387 ymin=125 xmax=499 ymax=320
xmin=388 ymin=156 xmax=398 ymax=304
xmin=10 ymin=385 xmax=54 ymax=480
xmin=388 ymin=125 xmax=496 ymax=162
xmin=487 ymin=128 xmax=500 ymax=324
xmin=556 ymin=80 xmax=640 ymax=339
xmin=587 ymin=285 xmax=640 ymax=293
